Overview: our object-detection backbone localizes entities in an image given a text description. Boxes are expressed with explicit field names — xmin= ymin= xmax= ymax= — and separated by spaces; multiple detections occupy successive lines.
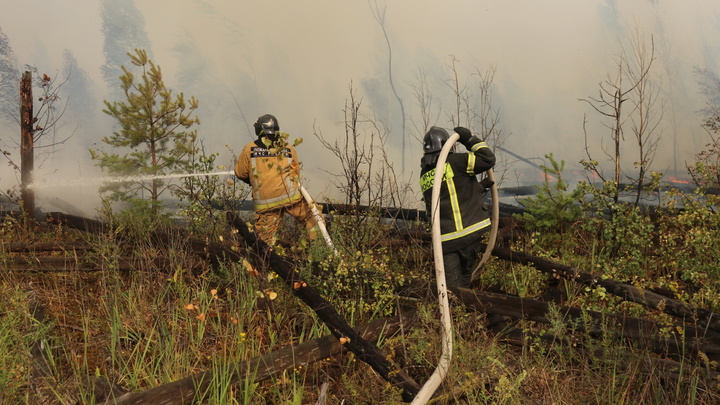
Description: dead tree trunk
xmin=228 ymin=212 xmax=421 ymax=402
xmin=104 ymin=312 xmax=416 ymax=405
xmin=20 ymin=71 xmax=34 ymax=218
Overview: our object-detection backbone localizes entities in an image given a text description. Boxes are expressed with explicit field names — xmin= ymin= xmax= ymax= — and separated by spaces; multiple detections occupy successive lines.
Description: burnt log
xmin=45 ymin=212 xmax=110 ymax=234
xmin=485 ymin=244 xmax=720 ymax=334
xmin=44 ymin=212 xmax=244 ymax=267
xmin=147 ymin=228 xmax=245 ymax=266
xmin=2 ymin=241 xmax=93 ymax=253
xmin=445 ymin=286 xmax=720 ymax=363
xmin=104 ymin=312 xmax=416 ymax=405
xmin=491 ymin=323 xmax=720 ymax=384
xmin=228 ymin=212 xmax=421 ymax=402
xmin=4 ymin=256 xmax=204 ymax=272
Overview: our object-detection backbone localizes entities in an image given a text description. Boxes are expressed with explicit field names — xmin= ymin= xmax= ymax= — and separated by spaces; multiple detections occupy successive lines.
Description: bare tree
xmin=691 ymin=105 xmax=720 ymax=193
xmin=314 ymin=83 xmax=410 ymax=248
xmin=2 ymin=68 xmax=71 ymax=173
xmin=692 ymin=68 xmax=720 ymax=193
xmin=443 ymin=55 xmax=470 ymax=128
xmin=369 ymin=0 xmax=407 ymax=173
xmin=10 ymin=69 xmax=71 ymax=219
xmin=408 ymin=68 xmax=440 ymax=140
xmin=579 ymin=29 xmax=662 ymax=208
xmin=442 ymin=57 xmax=509 ymax=183
xmin=471 ymin=64 xmax=509 ymax=183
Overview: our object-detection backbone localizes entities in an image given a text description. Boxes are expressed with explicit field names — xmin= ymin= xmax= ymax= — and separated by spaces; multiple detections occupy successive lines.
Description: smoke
xmin=1 ymin=0 xmax=720 ymax=213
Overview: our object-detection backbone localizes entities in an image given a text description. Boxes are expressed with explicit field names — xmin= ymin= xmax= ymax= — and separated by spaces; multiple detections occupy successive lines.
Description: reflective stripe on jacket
xmin=235 ymin=139 xmax=302 ymax=212
xmin=419 ymin=138 xmax=496 ymax=252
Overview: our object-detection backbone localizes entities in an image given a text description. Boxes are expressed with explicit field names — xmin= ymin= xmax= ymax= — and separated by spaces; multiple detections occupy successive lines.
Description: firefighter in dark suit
xmin=419 ymin=126 xmax=496 ymax=288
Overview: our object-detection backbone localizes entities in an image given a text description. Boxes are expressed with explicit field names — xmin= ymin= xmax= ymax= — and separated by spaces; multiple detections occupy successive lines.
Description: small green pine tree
xmin=90 ymin=49 xmax=200 ymax=215
xmin=516 ymin=153 xmax=584 ymax=235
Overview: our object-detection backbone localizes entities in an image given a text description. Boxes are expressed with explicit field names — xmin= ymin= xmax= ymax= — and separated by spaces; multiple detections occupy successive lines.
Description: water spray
xmin=27 ymin=170 xmax=237 ymax=189
xmin=29 ymin=169 xmax=342 ymax=255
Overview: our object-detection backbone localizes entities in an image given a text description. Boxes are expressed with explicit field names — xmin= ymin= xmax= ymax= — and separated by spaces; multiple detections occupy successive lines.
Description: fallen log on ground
xmin=443 ymin=285 xmax=720 ymax=363
xmin=43 ymin=212 xmax=244 ymax=269
xmin=45 ymin=212 xmax=111 ymax=234
xmin=2 ymin=241 xmax=92 ymax=253
xmin=103 ymin=312 xmax=416 ymax=405
xmin=4 ymin=256 xmax=204 ymax=272
xmin=484 ymin=244 xmax=720 ymax=335
xmin=490 ymin=322 xmax=720 ymax=385
xmin=228 ymin=212 xmax=421 ymax=402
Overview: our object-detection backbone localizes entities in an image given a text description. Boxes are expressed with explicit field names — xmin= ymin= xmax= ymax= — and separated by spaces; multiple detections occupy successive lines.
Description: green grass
xmin=3 ymin=201 xmax=720 ymax=404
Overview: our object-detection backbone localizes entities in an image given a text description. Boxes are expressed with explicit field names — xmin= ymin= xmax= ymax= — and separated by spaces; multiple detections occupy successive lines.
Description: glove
xmin=454 ymin=127 xmax=472 ymax=144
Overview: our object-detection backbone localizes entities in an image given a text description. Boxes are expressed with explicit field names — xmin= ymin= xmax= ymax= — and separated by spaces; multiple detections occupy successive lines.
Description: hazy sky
xmin=2 ymin=0 xmax=720 ymax=212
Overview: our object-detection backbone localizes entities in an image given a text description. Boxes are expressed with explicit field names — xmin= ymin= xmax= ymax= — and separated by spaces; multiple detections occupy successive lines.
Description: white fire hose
xmin=471 ymin=167 xmax=499 ymax=281
xmin=299 ymin=185 xmax=338 ymax=256
xmin=411 ymin=132 xmax=459 ymax=404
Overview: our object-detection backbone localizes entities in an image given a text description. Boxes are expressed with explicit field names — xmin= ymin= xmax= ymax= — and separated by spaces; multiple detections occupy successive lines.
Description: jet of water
xmin=28 ymin=171 xmax=236 ymax=190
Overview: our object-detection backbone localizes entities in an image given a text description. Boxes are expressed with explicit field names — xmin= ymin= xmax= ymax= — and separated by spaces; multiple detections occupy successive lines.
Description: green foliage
xmin=175 ymin=144 xmax=250 ymax=239
xmin=96 ymin=196 xmax=172 ymax=240
xmin=473 ymin=261 xmax=547 ymax=298
xmin=656 ymin=192 xmax=720 ymax=310
xmin=580 ymin=202 xmax=655 ymax=278
xmin=0 ymin=287 xmax=37 ymax=404
xmin=298 ymin=212 xmax=425 ymax=325
xmin=689 ymin=129 xmax=720 ymax=191
xmin=90 ymin=48 xmax=200 ymax=212
xmin=516 ymin=154 xmax=584 ymax=236
xmin=309 ymin=245 xmax=407 ymax=323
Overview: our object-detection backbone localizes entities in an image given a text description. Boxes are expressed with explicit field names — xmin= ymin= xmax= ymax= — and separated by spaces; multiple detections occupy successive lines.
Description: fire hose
xmin=299 ymin=185 xmax=338 ymax=256
xmin=412 ymin=133 xmax=499 ymax=404
xmin=411 ymin=132 xmax=458 ymax=404
xmin=471 ymin=166 xmax=499 ymax=282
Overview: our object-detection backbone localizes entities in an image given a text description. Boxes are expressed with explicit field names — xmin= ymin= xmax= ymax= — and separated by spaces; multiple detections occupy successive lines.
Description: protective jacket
xmin=235 ymin=138 xmax=302 ymax=212
xmin=419 ymin=136 xmax=496 ymax=252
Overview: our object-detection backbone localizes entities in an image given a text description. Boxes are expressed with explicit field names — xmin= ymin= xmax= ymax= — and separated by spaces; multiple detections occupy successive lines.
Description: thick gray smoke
xmin=1 ymin=0 xmax=719 ymax=214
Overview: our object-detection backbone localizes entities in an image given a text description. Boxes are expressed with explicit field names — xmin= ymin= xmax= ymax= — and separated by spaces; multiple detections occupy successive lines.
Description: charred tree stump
xmin=486 ymin=244 xmax=720 ymax=334
xmin=228 ymin=212 xmax=421 ymax=402
xmin=104 ymin=312 xmax=416 ymax=405
xmin=20 ymin=71 xmax=35 ymax=219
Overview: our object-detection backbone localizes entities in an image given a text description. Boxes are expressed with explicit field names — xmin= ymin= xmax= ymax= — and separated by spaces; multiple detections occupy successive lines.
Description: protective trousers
xmin=442 ymin=243 xmax=481 ymax=289
xmin=254 ymin=198 xmax=321 ymax=246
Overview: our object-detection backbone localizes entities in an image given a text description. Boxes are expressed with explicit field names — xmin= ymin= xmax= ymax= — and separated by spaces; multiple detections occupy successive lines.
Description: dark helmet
xmin=423 ymin=126 xmax=449 ymax=154
xmin=254 ymin=114 xmax=280 ymax=137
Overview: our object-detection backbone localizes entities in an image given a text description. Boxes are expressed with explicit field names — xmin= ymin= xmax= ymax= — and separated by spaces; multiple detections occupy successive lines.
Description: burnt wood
xmin=42 ymin=212 xmax=244 ymax=268
xmin=484 ymin=244 xmax=720 ymax=334
xmin=2 ymin=241 xmax=93 ymax=252
xmin=4 ymin=256 xmax=204 ymax=272
xmin=228 ymin=212 xmax=421 ymax=402
xmin=104 ymin=312 xmax=415 ymax=405
xmin=445 ymin=285 xmax=720 ymax=363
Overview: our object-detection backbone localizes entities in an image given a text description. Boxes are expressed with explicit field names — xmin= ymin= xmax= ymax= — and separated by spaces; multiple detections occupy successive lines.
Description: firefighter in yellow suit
xmin=234 ymin=114 xmax=321 ymax=246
